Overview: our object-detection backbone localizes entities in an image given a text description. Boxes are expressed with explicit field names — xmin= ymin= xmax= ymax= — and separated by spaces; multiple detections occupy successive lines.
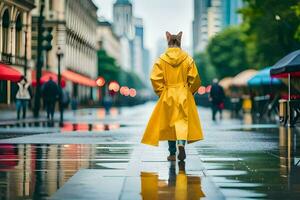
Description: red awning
xmin=0 ymin=63 xmax=22 ymax=82
xmin=62 ymin=70 xmax=96 ymax=87
xmin=32 ymin=70 xmax=66 ymax=87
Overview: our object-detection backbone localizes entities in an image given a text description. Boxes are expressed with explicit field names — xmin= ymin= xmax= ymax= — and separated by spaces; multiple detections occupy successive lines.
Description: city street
xmin=0 ymin=103 xmax=299 ymax=199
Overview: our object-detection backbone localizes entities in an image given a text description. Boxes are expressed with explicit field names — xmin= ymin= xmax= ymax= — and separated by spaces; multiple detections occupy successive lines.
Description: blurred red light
xmin=96 ymin=77 xmax=105 ymax=87
xmin=129 ymin=88 xmax=136 ymax=97
xmin=108 ymin=81 xmax=120 ymax=92
xmin=198 ymin=86 xmax=206 ymax=95
xmin=206 ymin=85 xmax=212 ymax=93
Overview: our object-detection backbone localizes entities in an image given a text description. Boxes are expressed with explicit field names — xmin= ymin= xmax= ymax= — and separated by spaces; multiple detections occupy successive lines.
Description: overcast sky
xmin=94 ymin=0 xmax=193 ymax=58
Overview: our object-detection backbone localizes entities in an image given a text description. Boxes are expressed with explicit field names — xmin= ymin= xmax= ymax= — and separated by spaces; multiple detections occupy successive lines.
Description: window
xmin=49 ymin=0 xmax=53 ymax=10
xmin=15 ymin=15 xmax=22 ymax=56
xmin=2 ymin=9 xmax=10 ymax=54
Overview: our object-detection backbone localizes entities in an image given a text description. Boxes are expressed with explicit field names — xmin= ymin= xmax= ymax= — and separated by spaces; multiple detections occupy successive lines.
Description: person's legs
xmin=219 ymin=108 xmax=223 ymax=120
xmin=168 ymin=141 xmax=176 ymax=155
xmin=22 ymin=100 xmax=27 ymax=119
xmin=168 ymin=141 xmax=176 ymax=161
xmin=49 ymin=101 xmax=55 ymax=121
xmin=177 ymin=140 xmax=186 ymax=161
xmin=16 ymin=100 xmax=21 ymax=120
xmin=212 ymin=104 xmax=217 ymax=121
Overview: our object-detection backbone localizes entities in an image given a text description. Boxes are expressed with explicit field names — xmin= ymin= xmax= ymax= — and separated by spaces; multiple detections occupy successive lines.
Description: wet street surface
xmin=0 ymin=102 xmax=300 ymax=199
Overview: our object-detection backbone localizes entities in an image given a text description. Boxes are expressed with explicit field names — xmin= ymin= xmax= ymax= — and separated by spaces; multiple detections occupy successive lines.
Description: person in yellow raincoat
xmin=141 ymin=31 xmax=204 ymax=161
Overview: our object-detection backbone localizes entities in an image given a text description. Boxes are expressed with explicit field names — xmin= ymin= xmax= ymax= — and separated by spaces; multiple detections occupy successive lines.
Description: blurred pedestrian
xmin=103 ymin=94 xmax=113 ymax=115
xmin=16 ymin=76 xmax=31 ymax=119
xmin=71 ymin=95 xmax=78 ymax=114
xmin=62 ymin=90 xmax=70 ymax=109
xmin=209 ymin=78 xmax=225 ymax=121
xmin=142 ymin=31 xmax=204 ymax=162
xmin=42 ymin=77 xmax=59 ymax=121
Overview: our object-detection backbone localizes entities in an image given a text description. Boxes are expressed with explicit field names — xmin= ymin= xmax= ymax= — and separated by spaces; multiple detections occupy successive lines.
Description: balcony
xmin=0 ymin=52 xmax=27 ymax=67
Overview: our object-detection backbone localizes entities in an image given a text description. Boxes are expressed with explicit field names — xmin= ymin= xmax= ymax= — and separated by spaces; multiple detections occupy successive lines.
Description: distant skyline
xmin=94 ymin=0 xmax=193 ymax=60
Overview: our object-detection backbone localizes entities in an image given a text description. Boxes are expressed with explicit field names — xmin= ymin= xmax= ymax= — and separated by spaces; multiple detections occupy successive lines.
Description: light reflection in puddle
xmin=61 ymin=122 xmax=121 ymax=132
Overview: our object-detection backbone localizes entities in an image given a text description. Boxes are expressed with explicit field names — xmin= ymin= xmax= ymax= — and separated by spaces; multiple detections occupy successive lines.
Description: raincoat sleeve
xmin=150 ymin=61 xmax=165 ymax=96
xmin=187 ymin=61 xmax=201 ymax=94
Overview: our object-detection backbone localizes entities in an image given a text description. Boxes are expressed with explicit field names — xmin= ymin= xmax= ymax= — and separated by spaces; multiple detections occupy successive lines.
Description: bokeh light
xmin=129 ymin=88 xmax=137 ymax=97
xmin=108 ymin=81 xmax=120 ymax=92
xmin=198 ymin=86 xmax=206 ymax=95
xmin=96 ymin=77 xmax=105 ymax=87
xmin=206 ymin=85 xmax=212 ymax=93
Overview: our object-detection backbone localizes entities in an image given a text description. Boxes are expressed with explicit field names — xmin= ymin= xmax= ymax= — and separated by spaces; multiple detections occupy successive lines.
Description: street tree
xmin=240 ymin=0 xmax=300 ymax=67
xmin=206 ymin=26 xmax=249 ymax=78
xmin=194 ymin=52 xmax=216 ymax=85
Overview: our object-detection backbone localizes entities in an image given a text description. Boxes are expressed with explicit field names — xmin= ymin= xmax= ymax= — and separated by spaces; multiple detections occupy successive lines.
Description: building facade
xmin=192 ymin=0 xmax=210 ymax=54
xmin=97 ymin=21 xmax=121 ymax=66
xmin=113 ymin=0 xmax=134 ymax=40
xmin=112 ymin=0 xmax=150 ymax=84
xmin=193 ymin=0 xmax=244 ymax=54
xmin=133 ymin=17 xmax=144 ymax=79
xmin=31 ymin=0 xmax=98 ymax=102
xmin=0 ymin=0 xmax=35 ymax=104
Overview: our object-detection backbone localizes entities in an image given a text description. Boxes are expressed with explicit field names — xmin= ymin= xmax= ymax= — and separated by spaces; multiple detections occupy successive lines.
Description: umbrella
xmin=270 ymin=49 xmax=300 ymax=126
xmin=270 ymin=50 xmax=300 ymax=78
xmin=248 ymin=67 xmax=281 ymax=86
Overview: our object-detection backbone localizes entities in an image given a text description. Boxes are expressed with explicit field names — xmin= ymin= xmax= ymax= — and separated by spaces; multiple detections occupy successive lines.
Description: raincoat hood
xmin=160 ymin=47 xmax=188 ymax=67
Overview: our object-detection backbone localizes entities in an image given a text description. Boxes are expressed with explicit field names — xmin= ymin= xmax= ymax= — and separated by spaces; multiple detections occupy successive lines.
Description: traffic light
xmin=42 ymin=27 xmax=53 ymax=51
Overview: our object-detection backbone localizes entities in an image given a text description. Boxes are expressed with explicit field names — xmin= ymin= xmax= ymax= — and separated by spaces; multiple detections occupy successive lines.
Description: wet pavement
xmin=0 ymin=102 xmax=299 ymax=199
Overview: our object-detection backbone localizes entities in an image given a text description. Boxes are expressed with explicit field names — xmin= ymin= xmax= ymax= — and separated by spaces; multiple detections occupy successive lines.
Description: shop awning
xmin=232 ymin=69 xmax=258 ymax=87
xmin=248 ymin=67 xmax=282 ymax=86
xmin=32 ymin=70 xmax=66 ymax=87
xmin=0 ymin=63 xmax=22 ymax=82
xmin=219 ymin=77 xmax=233 ymax=90
xmin=62 ymin=70 xmax=96 ymax=87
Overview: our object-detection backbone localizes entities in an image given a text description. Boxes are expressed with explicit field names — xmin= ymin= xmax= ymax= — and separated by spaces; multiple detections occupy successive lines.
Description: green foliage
xmin=292 ymin=2 xmax=300 ymax=40
xmin=206 ymin=26 xmax=249 ymax=78
xmin=194 ymin=52 xmax=216 ymax=85
xmin=240 ymin=0 xmax=300 ymax=67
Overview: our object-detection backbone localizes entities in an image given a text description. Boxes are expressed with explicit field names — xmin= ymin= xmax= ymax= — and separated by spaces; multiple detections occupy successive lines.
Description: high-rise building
xmin=193 ymin=0 xmax=243 ymax=54
xmin=223 ymin=0 xmax=243 ymax=27
xmin=192 ymin=0 xmax=210 ymax=54
xmin=113 ymin=0 xmax=133 ymax=71
xmin=133 ymin=17 xmax=144 ymax=79
xmin=112 ymin=0 xmax=150 ymax=83
xmin=113 ymin=0 xmax=134 ymax=39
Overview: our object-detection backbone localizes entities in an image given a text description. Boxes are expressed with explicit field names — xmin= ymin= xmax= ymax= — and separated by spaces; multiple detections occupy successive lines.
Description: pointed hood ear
xmin=166 ymin=31 xmax=172 ymax=41
xmin=177 ymin=31 xmax=183 ymax=39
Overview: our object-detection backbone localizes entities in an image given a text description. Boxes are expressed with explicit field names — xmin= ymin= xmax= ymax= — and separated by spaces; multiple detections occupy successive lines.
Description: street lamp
xmin=57 ymin=47 xmax=64 ymax=127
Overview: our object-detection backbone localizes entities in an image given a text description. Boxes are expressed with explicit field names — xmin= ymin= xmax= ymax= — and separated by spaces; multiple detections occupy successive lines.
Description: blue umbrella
xmin=248 ymin=67 xmax=282 ymax=86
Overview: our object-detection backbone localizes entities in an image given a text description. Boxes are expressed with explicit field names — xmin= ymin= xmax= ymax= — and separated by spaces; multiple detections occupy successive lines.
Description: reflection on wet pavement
xmin=140 ymin=161 xmax=205 ymax=200
xmin=61 ymin=122 xmax=121 ymax=132
xmin=1 ymin=104 xmax=300 ymax=199
xmin=0 ymin=143 xmax=133 ymax=200
xmin=197 ymin=127 xmax=300 ymax=199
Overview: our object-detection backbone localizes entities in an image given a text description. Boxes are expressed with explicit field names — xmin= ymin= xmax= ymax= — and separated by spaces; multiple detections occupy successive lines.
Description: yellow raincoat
xmin=142 ymin=47 xmax=204 ymax=146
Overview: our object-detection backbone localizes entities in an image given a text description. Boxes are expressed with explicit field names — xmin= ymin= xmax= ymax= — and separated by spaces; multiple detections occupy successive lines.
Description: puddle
xmin=0 ymin=121 xmax=125 ymax=132
xmin=0 ymin=143 xmax=133 ymax=200
xmin=61 ymin=122 xmax=123 ymax=132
